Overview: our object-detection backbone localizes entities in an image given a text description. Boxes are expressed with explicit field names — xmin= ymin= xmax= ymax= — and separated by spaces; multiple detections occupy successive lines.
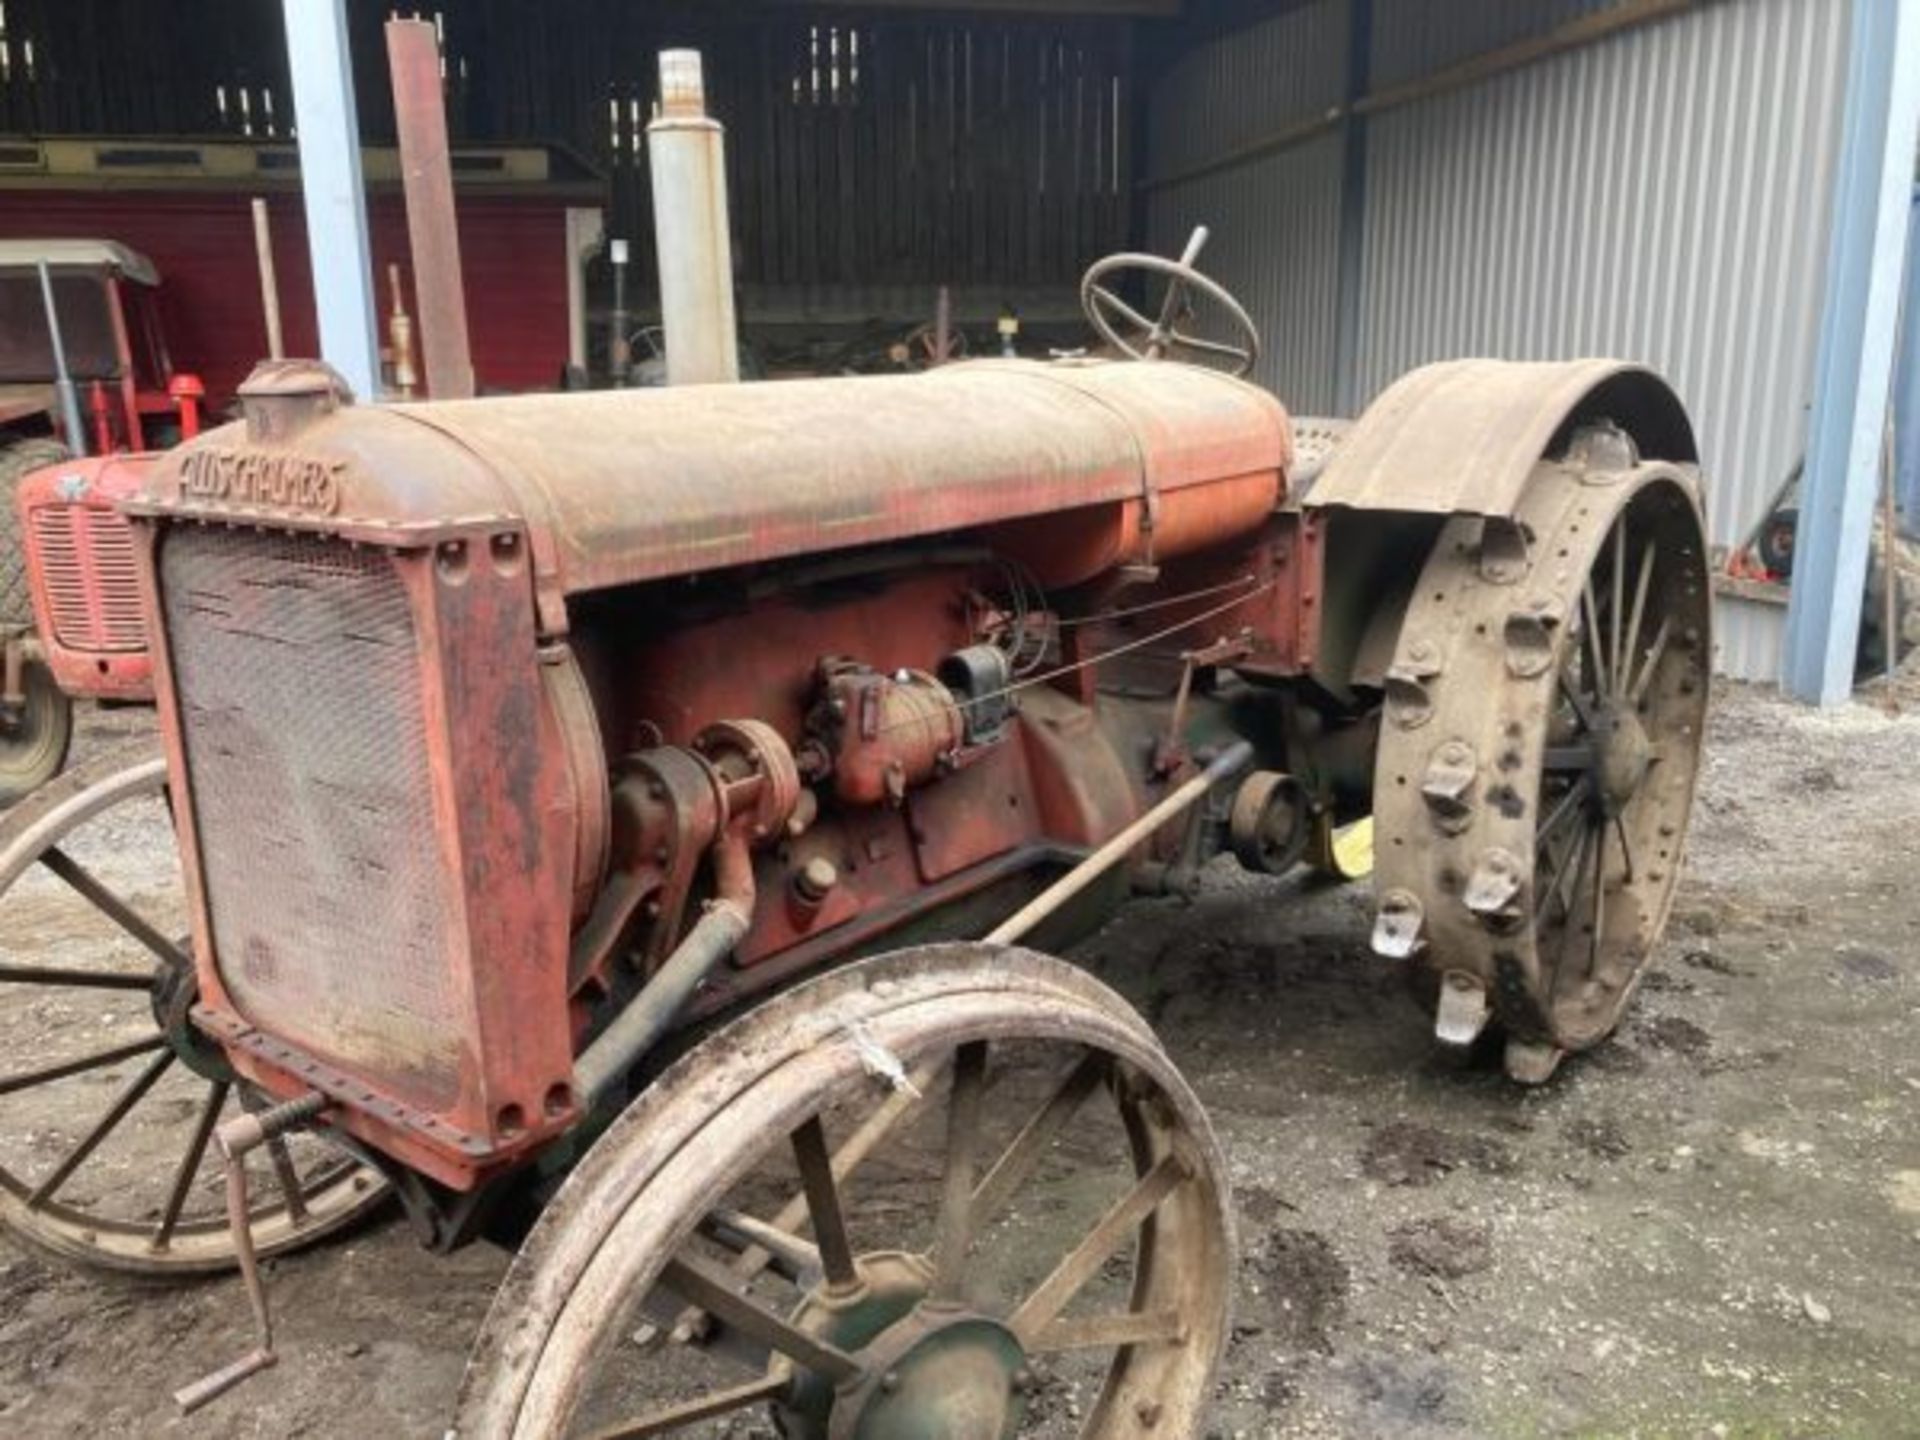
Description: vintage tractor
xmin=0 ymin=239 xmax=201 ymax=801
xmin=0 ymin=239 xmax=1709 ymax=1435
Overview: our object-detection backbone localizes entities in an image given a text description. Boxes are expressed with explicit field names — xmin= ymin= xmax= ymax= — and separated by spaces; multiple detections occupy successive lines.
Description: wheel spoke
xmin=658 ymin=1252 xmax=863 ymax=1384
xmin=0 ymin=963 xmax=153 ymax=991
xmin=29 ymin=1048 xmax=174 ymax=1207
xmin=1613 ymin=814 xmax=1637 ymax=884
xmin=932 ymin=1040 xmax=989 ymax=1299
xmin=38 ymin=846 xmax=186 ymax=971
xmin=1007 ymin=1152 xmax=1190 ymax=1347
xmin=1627 ymin=614 xmax=1674 ymax=707
xmin=1543 ymin=821 xmax=1593 ymax=929
xmin=263 ymin=1135 xmax=310 ymax=1223
xmin=1587 ymin=814 xmax=1609 ymax=978
xmin=1028 ymin=1307 xmax=1188 ymax=1355
xmin=1608 ymin=519 xmax=1627 ymax=693
xmin=1089 ymin=285 xmax=1156 ymax=336
xmin=972 ymin=1049 xmax=1108 ymax=1224
xmin=1581 ymin=578 xmax=1611 ymax=696
xmin=1546 ymin=823 xmax=1596 ymax=1004
xmin=1620 ymin=541 xmax=1658 ymax=702
xmin=1167 ymin=330 xmax=1250 ymax=363
xmin=583 ymin=1373 xmax=791 ymax=1440
xmin=1557 ymin=670 xmax=1598 ymax=734
xmin=1150 ymin=276 xmax=1190 ymax=342
xmin=151 ymin=1080 xmax=229 ymax=1250
xmin=665 ymin=1061 xmax=940 ymax=1343
xmin=1535 ymin=776 xmax=1592 ymax=850
xmin=240 ymin=1088 xmax=311 ymax=1224
xmin=789 ymin=1116 xmax=857 ymax=1291
xmin=1543 ymin=743 xmax=1597 ymax=773
xmin=0 ymin=1034 xmax=166 ymax=1097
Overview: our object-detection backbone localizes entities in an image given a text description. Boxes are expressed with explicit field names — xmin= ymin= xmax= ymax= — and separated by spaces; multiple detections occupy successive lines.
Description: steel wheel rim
xmin=1373 ymin=452 xmax=1710 ymax=1067
xmin=1532 ymin=481 xmax=1708 ymax=1043
xmin=459 ymin=946 xmax=1234 ymax=1440
xmin=0 ymin=745 xmax=388 ymax=1273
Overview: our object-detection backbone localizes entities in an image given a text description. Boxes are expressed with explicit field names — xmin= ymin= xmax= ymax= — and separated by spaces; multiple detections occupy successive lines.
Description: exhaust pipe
xmin=647 ymin=50 xmax=740 ymax=385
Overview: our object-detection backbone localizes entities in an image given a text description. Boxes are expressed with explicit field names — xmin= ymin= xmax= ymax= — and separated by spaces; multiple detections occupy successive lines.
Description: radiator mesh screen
xmin=161 ymin=527 xmax=460 ymax=1108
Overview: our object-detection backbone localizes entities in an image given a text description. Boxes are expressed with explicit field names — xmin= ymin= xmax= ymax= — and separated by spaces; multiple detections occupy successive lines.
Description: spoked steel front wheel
xmin=0 ymin=746 xmax=388 ymax=1273
xmin=457 ymin=945 xmax=1235 ymax=1439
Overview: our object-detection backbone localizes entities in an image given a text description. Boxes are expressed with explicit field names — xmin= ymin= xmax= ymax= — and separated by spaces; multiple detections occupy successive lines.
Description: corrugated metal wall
xmin=1147 ymin=2 xmax=1347 ymax=182
xmin=1146 ymin=0 xmax=1853 ymax=680
xmin=1356 ymin=0 xmax=1848 ymax=551
xmin=1368 ymin=0 xmax=1622 ymax=88
xmin=1145 ymin=1 xmax=1347 ymax=410
xmin=1149 ymin=134 xmax=1346 ymax=412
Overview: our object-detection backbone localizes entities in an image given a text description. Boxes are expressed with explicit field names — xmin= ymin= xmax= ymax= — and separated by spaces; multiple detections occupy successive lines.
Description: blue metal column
xmin=1784 ymin=0 xmax=1920 ymax=704
xmin=1896 ymin=184 xmax=1920 ymax=538
xmin=1331 ymin=0 xmax=1372 ymax=417
xmin=282 ymin=0 xmax=381 ymax=401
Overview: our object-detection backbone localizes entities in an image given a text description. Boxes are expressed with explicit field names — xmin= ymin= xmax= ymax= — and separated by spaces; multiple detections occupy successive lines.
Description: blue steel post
xmin=1784 ymin=0 xmax=1920 ymax=704
xmin=1331 ymin=0 xmax=1372 ymax=417
xmin=1896 ymin=184 xmax=1920 ymax=538
xmin=281 ymin=0 xmax=381 ymax=402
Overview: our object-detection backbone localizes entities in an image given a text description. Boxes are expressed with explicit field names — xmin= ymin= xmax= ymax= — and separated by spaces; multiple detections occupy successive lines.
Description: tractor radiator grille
xmin=160 ymin=528 xmax=461 ymax=1108
xmin=28 ymin=504 xmax=146 ymax=652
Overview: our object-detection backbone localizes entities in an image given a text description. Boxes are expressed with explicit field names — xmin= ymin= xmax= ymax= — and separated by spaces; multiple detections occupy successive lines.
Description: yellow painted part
xmin=1312 ymin=815 xmax=1374 ymax=881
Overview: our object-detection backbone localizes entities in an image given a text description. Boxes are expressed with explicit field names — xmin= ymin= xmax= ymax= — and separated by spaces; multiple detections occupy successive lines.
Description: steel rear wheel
xmin=1372 ymin=435 xmax=1710 ymax=1082
xmin=0 ymin=745 xmax=388 ymax=1274
xmin=456 ymin=945 xmax=1234 ymax=1439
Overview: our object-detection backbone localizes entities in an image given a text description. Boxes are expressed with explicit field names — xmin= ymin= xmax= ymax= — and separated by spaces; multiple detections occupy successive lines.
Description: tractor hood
xmin=131 ymin=357 xmax=1292 ymax=636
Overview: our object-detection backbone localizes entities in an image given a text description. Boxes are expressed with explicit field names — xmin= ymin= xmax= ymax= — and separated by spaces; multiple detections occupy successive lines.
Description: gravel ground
xmin=3 ymin=678 xmax=1919 ymax=1438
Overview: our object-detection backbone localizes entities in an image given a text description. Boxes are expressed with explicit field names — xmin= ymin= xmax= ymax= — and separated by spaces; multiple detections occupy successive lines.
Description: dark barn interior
xmin=0 ymin=0 xmax=1259 ymax=380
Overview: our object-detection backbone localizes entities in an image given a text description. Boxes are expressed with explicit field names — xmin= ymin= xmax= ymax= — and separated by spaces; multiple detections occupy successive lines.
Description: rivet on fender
xmin=1419 ymin=740 xmax=1477 ymax=833
xmin=1477 ymin=516 xmax=1529 ymax=585
xmin=1371 ymin=889 xmax=1426 ymax=960
xmin=1434 ymin=969 xmax=1491 ymax=1047
xmin=1502 ymin=596 xmax=1563 ymax=678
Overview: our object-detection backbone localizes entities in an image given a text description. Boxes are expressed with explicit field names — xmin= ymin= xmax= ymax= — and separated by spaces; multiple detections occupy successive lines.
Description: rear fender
xmin=1303 ymin=360 xmax=1698 ymax=698
xmin=1307 ymin=359 xmax=1696 ymax=517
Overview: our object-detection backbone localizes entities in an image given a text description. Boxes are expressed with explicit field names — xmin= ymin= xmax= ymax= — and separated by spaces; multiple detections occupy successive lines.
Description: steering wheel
xmin=1079 ymin=227 xmax=1261 ymax=378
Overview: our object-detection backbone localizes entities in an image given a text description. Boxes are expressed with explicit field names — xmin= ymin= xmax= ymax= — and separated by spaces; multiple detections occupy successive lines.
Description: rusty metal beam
xmin=1142 ymin=0 xmax=1704 ymax=194
xmin=385 ymin=18 xmax=474 ymax=401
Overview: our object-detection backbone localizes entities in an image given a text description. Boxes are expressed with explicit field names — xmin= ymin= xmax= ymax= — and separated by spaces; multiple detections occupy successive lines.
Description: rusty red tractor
xmin=0 ymin=241 xmax=1708 ymax=1435
xmin=0 ymin=239 xmax=200 ymax=801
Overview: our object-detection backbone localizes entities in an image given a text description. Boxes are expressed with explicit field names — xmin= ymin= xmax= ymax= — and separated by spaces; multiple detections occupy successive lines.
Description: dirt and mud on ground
xmin=3 ymin=678 xmax=1919 ymax=1438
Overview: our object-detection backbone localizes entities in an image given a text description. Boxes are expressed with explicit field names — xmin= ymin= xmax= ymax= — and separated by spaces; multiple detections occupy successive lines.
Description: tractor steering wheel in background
xmin=1080 ymin=226 xmax=1261 ymax=378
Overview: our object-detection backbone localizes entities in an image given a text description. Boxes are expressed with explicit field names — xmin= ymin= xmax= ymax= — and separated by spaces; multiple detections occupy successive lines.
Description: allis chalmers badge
xmin=0 ymin=241 xmax=1708 ymax=1437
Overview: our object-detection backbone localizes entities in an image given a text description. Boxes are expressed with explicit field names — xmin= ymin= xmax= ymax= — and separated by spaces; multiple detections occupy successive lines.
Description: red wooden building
xmin=0 ymin=136 xmax=601 ymax=413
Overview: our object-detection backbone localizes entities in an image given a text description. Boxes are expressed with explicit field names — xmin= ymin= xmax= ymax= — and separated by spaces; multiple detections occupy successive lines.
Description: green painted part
xmin=850 ymin=1317 xmax=1027 ymax=1440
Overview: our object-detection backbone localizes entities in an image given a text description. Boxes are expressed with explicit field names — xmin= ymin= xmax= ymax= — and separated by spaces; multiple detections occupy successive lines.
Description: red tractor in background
xmin=0 ymin=239 xmax=198 ymax=803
